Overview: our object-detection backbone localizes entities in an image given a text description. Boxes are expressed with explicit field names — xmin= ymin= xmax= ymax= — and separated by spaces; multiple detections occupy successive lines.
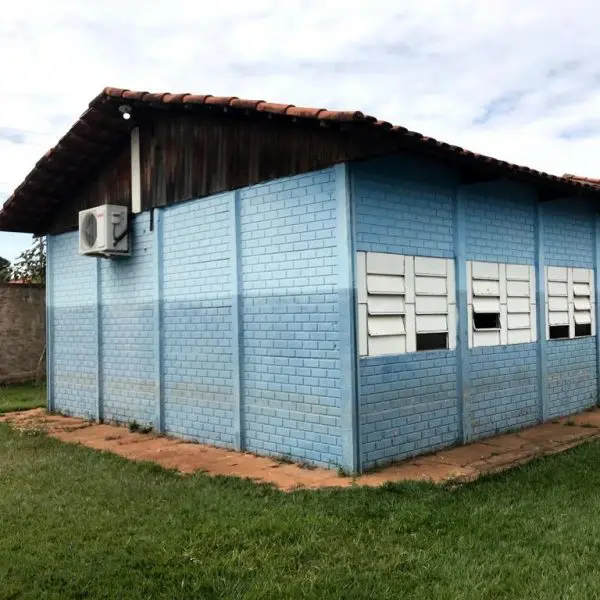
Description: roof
xmin=1 ymin=86 xmax=600 ymax=234
xmin=563 ymin=174 xmax=600 ymax=187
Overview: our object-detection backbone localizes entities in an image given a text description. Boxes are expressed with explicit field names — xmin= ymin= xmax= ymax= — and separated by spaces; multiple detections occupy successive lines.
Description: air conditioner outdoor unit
xmin=78 ymin=205 xmax=130 ymax=257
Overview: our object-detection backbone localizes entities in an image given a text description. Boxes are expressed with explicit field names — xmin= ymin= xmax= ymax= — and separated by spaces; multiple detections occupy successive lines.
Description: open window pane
xmin=573 ymin=283 xmax=591 ymax=296
xmin=575 ymin=323 xmax=592 ymax=337
xmin=473 ymin=312 xmax=500 ymax=330
xmin=549 ymin=325 xmax=570 ymax=339
xmin=416 ymin=332 xmax=448 ymax=351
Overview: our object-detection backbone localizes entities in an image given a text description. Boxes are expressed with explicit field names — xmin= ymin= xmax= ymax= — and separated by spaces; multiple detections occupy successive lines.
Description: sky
xmin=1 ymin=0 xmax=599 ymax=261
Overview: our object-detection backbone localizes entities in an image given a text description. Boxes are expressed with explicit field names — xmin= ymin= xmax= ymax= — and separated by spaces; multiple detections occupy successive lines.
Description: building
xmin=1 ymin=87 xmax=599 ymax=473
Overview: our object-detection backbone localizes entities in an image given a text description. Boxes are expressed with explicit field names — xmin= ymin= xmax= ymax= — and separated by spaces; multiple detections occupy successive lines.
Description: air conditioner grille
xmin=82 ymin=213 xmax=97 ymax=248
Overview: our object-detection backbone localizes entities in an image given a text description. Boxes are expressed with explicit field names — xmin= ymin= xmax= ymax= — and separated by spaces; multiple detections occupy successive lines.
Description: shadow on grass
xmin=0 ymin=381 xmax=46 ymax=414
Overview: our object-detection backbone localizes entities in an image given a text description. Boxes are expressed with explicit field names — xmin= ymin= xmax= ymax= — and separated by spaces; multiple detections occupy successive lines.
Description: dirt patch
xmin=3 ymin=407 xmax=600 ymax=491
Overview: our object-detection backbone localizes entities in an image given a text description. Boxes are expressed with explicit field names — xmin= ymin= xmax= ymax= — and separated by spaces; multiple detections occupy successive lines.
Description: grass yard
xmin=0 ymin=382 xmax=45 ymax=414
xmin=2 ymin=427 xmax=600 ymax=599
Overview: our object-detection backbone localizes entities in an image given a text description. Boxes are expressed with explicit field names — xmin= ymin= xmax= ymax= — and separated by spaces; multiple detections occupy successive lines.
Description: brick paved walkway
xmin=3 ymin=408 xmax=600 ymax=491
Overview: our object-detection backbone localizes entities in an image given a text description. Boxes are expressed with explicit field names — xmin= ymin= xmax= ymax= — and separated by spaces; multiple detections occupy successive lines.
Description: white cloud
xmin=1 ymin=0 xmax=599 ymax=257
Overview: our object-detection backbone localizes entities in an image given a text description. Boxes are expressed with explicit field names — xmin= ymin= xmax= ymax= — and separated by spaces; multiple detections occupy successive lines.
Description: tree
xmin=11 ymin=237 xmax=46 ymax=284
xmin=0 ymin=256 xmax=10 ymax=282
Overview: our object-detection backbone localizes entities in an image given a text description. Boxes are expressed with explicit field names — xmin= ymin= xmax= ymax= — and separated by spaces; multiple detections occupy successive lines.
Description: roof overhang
xmin=2 ymin=87 xmax=600 ymax=234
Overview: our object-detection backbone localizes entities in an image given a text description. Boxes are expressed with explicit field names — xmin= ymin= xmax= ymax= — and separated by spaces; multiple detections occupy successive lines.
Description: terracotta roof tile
xmin=181 ymin=94 xmax=213 ymax=104
xmin=121 ymin=90 xmax=148 ymax=101
xmin=255 ymin=102 xmax=295 ymax=114
xmin=563 ymin=174 xmax=600 ymax=186
xmin=1 ymin=85 xmax=600 ymax=234
xmin=230 ymin=98 xmax=265 ymax=110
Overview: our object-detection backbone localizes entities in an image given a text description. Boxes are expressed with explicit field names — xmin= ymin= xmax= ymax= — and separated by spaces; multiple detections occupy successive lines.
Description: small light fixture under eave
xmin=118 ymin=104 xmax=132 ymax=120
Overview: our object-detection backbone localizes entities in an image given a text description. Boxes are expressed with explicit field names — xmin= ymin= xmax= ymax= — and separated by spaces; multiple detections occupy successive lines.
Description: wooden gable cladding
xmin=137 ymin=113 xmax=392 ymax=211
xmin=45 ymin=112 xmax=394 ymax=234
xmin=47 ymin=141 xmax=132 ymax=234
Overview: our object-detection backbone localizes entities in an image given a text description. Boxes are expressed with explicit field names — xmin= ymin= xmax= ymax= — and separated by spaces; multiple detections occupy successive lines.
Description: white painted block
xmin=508 ymin=328 xmax=532 ymax=345
xmin=414 ymin=256 xmax=447 ymax=276
xmin=568 ymin=268 xmax=575 ymax=338
xmin=367 ymin=274 xmax=405 ymax=295
xmin=473 ymin=330 xmax=501 ymax=347
xmin=416 ymin=314 xmax=447 ymax=333
xmin=448 ymin=304 xmax=457 ymax=350
xmin=574 ymin=297 xmax=591 ymax=311
xmin=500 ymin=304 xmax=508 ymax=345
xmin=574 ymin=310 xmax=592 ymax=325
xmin=531 ymin=304 xmax=537 ymax=341
xmin=507 ymin=297 xmax=530 ymax=313
xmin=573 ymin=283 xmax=591 ymax=297
xmin=467 ymin=262 xmax=473 ymax=305
xmin=415 ymin=295 xmax=447 ymax=315
xmin=506 ymin=264 xmax=530 ymax=281
xmin=358 ymin=304 xmax=368 ymax=356
xmin=356 ymin=252 xmax=367 ymax=304
xmin=415 ymin=276 xmax=446 ymax=295
xmin=468 ymin=308 xmax=474 ymax=348
xmin=548 ymin=311 xmax=569 ymax=326
xmin=405 ymin=303 xmax=416 ymax=353
xmin=447 ymin=260 xmax=456 ymax=305
xmin=367 ymin=252 xmax=404 ymax=276
xmin=472 ymin=280 xmax=500 ymax=296
xmin=507 ymin=313 xmax=530 ymax=330
xmin=368 ymin=315 xmax=406 ymax=336
xmin=506 ymin=280 xmax=530 ymax=298
xmin=572 ymin=267 xmax=591 ymax=283
xmin=499 ymin=263 xmax=507 ymax=306
xmin=548 ymin=281 xmax=568 ymax=297
xmin=473 ymin=297 xmax=501 ymax=312
xmin=404 ymin=256 xmax=415 ymax=305
xmin=368 ymin=335 xmax=406 ymax=357
xmin=472 ymin=261 xmax=499 ymax=279
xmin=548 ymin=296 xmax=568 ymax=311
xmin=547 ymin=266 xmax=568 ymax=282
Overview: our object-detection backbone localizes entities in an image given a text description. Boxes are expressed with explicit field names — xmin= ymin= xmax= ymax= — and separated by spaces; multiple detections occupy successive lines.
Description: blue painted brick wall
xmin=543 ymin=199 xmax=594 ymax=267
xmin=462 ymin=182 xmax=539 ymax=438
xmin=48 ymin=232 xmax=97 ymax=418
xmin=352 ymin=156 xmax=458 ymax=468
xmin=162 ymin=193 xmax=235 ymax=447
xmin=543 ymin=199 xmax=597 ymax=417
xmin=464 ymin=181 xmax=536 ymax=264
xmin=359 ymin=352 xmax=458 ymax=469
xmin=239 ymin=168 xmax=343 ymax=467
xmin=353 ymin=154 xmax=456 ymax=258
xmin=547 ymin=337 xmax=597 ymax=418
xmin=100 ymin=213 xmax=155 ymax=425
xmin=469 ymin=344 xmax=538 ymax=438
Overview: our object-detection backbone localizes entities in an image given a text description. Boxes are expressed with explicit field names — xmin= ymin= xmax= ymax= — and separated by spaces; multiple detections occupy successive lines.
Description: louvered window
xmin=468 ymin=261 xmax=536 ymax=347
xmin=546 ymin=266 xmax=594 ymax=340
xmin=357 ymin=252 xmax=455 ymax=357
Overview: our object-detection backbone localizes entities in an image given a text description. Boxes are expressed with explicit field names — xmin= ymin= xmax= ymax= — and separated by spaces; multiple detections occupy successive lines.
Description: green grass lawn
xmin=3 ymin=421 xmax=600 ymax=600
xmin=0 ymin=382 xmax=45 ymax=414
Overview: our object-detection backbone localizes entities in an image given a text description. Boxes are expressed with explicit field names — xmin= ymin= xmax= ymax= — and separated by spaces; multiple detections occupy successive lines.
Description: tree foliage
xmin=0 ymin=256 xmax=10 ymax=282
xmin=11 ymin=237 xmax=46 ymax=284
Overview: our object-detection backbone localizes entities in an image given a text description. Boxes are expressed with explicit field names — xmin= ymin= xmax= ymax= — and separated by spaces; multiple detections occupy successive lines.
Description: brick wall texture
xmin=47 ymin=153 xmax=600 ymax=472
xmin=0 ymin=284 xmax=45 ymax=383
